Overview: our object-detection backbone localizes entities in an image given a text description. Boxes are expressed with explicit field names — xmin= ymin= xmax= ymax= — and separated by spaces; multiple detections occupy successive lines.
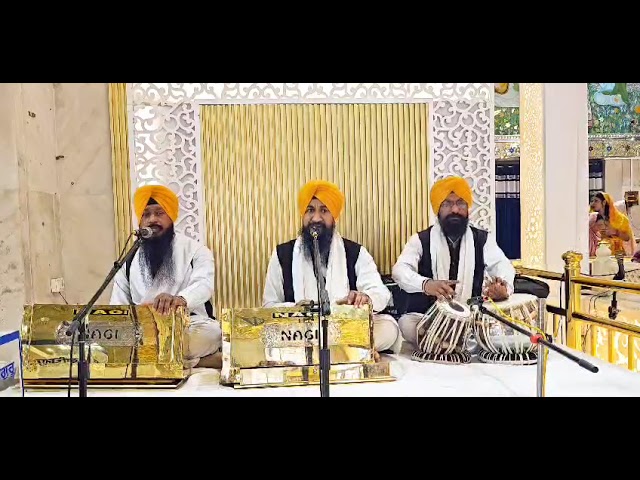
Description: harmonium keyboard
xmin=220 ymin=304 xmax=395 ymax=388
xmin=21 ymin=304 xmax=189 ymax=388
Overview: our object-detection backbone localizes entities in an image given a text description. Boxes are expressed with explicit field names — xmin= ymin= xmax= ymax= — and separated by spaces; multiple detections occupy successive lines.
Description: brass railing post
xmin=562 ymin=251 xmax=583 ymax=350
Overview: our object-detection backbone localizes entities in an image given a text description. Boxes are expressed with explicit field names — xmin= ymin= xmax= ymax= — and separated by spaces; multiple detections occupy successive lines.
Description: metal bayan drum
xmin=412 ymin=299 xmax=473 ymax=365
xmin=473 ymin=293 xmax=539 ymax=365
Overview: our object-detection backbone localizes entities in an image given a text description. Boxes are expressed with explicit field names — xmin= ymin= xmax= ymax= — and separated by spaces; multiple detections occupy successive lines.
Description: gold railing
xmin=517 ymin=256 xmax=640 ymax=372
xmin=515 ymin=266 xmax=563 ymax=281
xmin=563 ymin=252 xmax=640 ymax=372
xmin=516 ymin=252 xmax=640 ymax=371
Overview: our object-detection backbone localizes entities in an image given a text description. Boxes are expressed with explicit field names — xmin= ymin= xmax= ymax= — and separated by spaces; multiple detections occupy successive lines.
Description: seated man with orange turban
xmin=263 ymin=180 xmax=402 ymax=354
xmin=110 ymin=185 xmax=222 ymax=369
xmin=392 ymin=176 xmax=515 ymax=347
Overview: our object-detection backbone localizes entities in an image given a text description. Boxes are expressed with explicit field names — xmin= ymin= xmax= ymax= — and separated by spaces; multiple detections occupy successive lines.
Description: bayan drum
xmin=412 ymin=299 xmax=473 ymax=365
xmin=473 ymin=293 xmax=540 ymax=365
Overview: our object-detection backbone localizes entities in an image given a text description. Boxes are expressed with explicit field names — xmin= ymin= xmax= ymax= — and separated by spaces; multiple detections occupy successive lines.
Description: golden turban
xmin=430 ymin=176 xmax=473 ymax=214
xmin=133 ymin=185 xmax=179 ymax=223
xmin=298 ymin=180 xmax=345 ymax=219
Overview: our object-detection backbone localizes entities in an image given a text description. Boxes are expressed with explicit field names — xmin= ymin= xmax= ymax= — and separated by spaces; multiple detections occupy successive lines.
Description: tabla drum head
xmin=437 ymin=298 xmax=471 ymax=319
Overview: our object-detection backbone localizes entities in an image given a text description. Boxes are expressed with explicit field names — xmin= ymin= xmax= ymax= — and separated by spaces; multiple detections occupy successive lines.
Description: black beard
xmin=440 ymin=213 xmax=469 ymax=240
xmin=300 ymin=223 xmax=334 ymax=269
xmin=138 ymin=225 xmax=175 ymax=286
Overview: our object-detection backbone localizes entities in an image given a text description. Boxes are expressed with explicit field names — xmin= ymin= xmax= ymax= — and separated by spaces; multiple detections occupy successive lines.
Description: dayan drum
xmin=473 ymin=293 xmax=539 ymax=365
xmin=412 ymin=299 xmax=474 ymax=365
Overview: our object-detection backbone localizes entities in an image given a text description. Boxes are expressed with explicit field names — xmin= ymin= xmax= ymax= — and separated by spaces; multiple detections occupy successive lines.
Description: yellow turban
xmin=133 ymin=185 xmax=179 ymax=223
xmin=430 ymin=176 xmax=473 ymax=214
xmin=298 ymin=180 xmax=345 ymax=219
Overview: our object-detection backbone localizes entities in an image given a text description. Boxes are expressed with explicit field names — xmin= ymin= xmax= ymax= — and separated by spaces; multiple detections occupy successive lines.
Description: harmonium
xmin=220 ymin=304 xmax=395 ymax=388
xmin=21 ymin=304 xmax=189 ymax=388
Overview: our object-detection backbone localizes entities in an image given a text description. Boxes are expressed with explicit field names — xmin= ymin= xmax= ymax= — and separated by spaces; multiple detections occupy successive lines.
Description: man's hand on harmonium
xmin=336 ymin=290 xmax=372 ymax=308
xmin=152 ymin=293 xmax=187 ymax=316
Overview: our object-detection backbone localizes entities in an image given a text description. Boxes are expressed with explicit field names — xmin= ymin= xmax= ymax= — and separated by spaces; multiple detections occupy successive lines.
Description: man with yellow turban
xmin=110 ymin=184 xmax=222 ymax=369
xmin=262 ymin=180 xmax=402 ymax=355
xmin=392 ymin=176 xmax=515 ymax=347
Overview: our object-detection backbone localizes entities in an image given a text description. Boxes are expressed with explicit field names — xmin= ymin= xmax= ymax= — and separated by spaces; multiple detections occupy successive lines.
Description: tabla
xmin=473 ymin=293 xmax=539 ymax=365
xmin=412 ymin=299 xmax=473 ymax=365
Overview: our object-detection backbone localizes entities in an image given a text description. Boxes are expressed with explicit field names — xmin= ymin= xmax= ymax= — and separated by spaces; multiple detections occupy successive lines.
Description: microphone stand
xmin=609 ymin=253 xmax=624 ymax=320
xmin=468 ymin=297 xmax=599 ymax=398
xmin=65 ymin=234 xmax=147 ymax=397
xmin=311 ymin=231 xmax=331 ymax=398
xmin=608 ymin=291 xmax=619 ymax=320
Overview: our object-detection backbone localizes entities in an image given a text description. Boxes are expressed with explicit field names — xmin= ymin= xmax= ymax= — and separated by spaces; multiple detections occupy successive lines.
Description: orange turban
xmin=298 ymin=180 xmax=345 ymax=219
xmin=430 ymin=176 xmax=473 ymax=214
xmin=133 ymin=185 xmax=179 ymax=223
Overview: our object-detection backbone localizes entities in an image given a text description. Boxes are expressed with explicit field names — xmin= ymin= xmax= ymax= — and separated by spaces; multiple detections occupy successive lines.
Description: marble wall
xmin=0 ymin=84 xmax=27 ymax=331
xmin=21 ymin=83 xmax=64 ymax=305
xmin=0 ymin=83 xmax=116 ymax=332
xmin=54 ymin=83 xmax=116 ymax=305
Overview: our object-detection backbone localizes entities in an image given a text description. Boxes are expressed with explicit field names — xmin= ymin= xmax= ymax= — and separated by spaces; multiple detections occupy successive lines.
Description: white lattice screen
xmin=127 ymin=83 xmax=495 ymax=242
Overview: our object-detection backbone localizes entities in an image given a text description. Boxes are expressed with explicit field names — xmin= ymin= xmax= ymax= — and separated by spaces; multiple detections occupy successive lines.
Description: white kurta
xmin=392 ymin=225 xmax=516 ymax=346
xmin=110 ymin=233 xmax=221 ymax=367
xmin=262 ymin=233 xmax=401 ymax=352
xmin=392 ymin=226 xmax=516 ymax=299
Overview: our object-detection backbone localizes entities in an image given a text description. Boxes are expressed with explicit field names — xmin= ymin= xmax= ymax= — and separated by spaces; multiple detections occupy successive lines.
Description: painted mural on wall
xmin=494 ymin=83 xmax=640 ymax=136
xmin=495 ymin=83 xmax=519 ymax=107
xmin=495 ymin=83 xmax=520 ymax=136
xmin=588 ymin=83 xmax=640 ymax=135
xmin=495 ymin=107 xmax=520 ymax=136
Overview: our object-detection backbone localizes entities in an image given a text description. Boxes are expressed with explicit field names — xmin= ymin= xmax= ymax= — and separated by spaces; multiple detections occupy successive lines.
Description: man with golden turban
xmin=589 ymin=192 xmax=636 ymax=257
xmin=110 ymin=185 xmax=222 ymax=369
xmin=392 ymin=176 xmax=515 ymax=347
xmin=262 ymin=180 xmax=402 ymax=354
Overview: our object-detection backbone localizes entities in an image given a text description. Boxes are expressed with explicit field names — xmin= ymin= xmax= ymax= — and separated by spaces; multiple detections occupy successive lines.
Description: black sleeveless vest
xmin=404 ymin=226 xmax=488 ymax=314
xmin=276 ymin=238 xmax=361 ymax=303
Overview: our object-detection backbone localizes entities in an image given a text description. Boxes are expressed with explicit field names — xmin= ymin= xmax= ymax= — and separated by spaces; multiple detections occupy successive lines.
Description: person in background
xmin=589 ymin=192 xmax=636 ymax=257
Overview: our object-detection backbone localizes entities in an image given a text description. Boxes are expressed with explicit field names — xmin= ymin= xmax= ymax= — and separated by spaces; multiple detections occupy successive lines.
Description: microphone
xmin=467 ymin=296 xmax=486 ymax=307
xmin=134 ymin=227 xmax=154 ymax=239
xmin=309 ymin=224 xmax=321 ymax=239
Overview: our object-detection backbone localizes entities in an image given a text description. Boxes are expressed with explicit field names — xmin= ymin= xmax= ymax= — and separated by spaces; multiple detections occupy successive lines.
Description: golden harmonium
xmin=220 ymin=304 xmax=395 ymax=388
xmin=21 ymin=304 xmax=188 ymax=388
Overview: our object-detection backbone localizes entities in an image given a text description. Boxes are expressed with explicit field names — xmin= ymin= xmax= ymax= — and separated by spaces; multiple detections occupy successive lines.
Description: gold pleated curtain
xmin=201 ymin=103 xmax=430 ymax=310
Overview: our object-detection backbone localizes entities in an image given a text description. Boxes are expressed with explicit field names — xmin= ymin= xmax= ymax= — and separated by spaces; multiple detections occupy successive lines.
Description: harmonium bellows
xmin=220 ymin=304 xmax=395 ymax=388
xmin=21 ymin=304 xmax=189 ymax=388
